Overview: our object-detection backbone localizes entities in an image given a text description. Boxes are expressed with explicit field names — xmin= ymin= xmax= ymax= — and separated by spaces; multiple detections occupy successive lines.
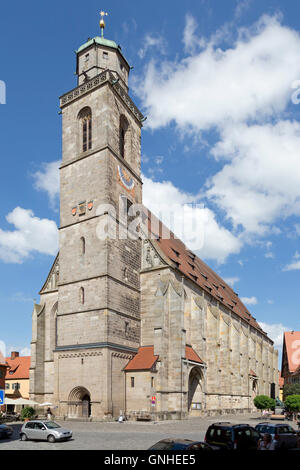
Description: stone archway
xmin=188 ymin=367 xmax=204 ymax=415
xmin=68 ymin=386 xmax=91 ymax=418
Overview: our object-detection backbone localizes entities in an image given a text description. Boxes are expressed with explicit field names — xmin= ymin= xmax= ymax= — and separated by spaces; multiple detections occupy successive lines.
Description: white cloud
xmin=207 ymin=121 xmax=300 ymax=235
xmin=258 ymin=322 xmax=290 ymax=349
xmin=240 ymin=296 xmax=258 ymax=305
xmin=223 ymin=276 xmax=240 ymax=287
xmin=182 ymin=13 xmax=206 ymax=54
xmin=136 ymin=15 xmax=300 ymax=131
xmin=283 ymin=251 xmax=300 ymax=271
xmin=143 ymin=175 xmax=241 ymax=263
xmin=20 ymin=347 xmax=31 ymax=356
xmin=5 ymin=345 xmax=31 ymax=357
xmin=134 ymin=15 xmax=300 ymax=244
xmin=0 ymin=207 xmax=58 ymax=263
xmin=33 ymin=160 xmax=60 ymax=210
xmin=0 ymin=340 xmax=6 ymax=358
xmin=138 ymin=34 xmax=167 ymax=59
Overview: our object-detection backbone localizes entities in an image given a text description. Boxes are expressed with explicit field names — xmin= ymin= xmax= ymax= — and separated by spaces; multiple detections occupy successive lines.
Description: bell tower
xmin=54 ymin=14 xmax=144 ymax=419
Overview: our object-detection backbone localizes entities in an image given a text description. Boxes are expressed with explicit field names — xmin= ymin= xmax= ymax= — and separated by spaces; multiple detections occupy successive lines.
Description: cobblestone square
xmin=0 ymin=413 xmax=296 ymax=450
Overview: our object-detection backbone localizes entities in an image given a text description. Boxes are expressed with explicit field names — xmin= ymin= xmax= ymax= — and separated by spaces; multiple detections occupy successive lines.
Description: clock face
xmin=118 ymin=165 xmax=135 ymax=194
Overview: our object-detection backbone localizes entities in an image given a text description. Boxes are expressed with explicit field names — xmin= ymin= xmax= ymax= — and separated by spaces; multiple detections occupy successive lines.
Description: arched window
xmin=80 ymin=287 xmax=85 ymax=305
xmin=119 ymin=115 xmax=129 ymax=159
xmin=78 ymin=107 xmax=92 ymax=153
xmin=80 ymin=237 xmax=85 ymax=255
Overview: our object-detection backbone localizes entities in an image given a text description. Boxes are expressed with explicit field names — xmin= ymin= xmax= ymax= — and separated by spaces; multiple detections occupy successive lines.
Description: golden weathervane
xmin=99 ymin=11 xmax=108 ymax=37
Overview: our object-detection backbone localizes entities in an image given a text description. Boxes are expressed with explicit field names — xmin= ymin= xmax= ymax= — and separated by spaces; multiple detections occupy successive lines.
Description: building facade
xmin=5 ymin=352 xmax=30 ymax=402
xmin=281 ymin=331 xmax=300 ymax=389
xmin=30 ymin=26 xmax=278 ymax=420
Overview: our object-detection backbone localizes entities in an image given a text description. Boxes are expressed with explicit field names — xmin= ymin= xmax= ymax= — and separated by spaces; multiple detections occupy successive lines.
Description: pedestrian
xmin=257 ymin=433 xmax=276 ymax=450
xmin=47 ymin=407 xmax=53 ymax=420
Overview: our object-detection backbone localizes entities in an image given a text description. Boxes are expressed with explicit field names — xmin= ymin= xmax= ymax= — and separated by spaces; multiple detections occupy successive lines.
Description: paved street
xmin=0 ymin=413 xmax=297 ymax=450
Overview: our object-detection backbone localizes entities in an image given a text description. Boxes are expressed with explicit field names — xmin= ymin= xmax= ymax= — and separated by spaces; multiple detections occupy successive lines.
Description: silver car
xmin=20 ymin=420 xmax=72 ymax=443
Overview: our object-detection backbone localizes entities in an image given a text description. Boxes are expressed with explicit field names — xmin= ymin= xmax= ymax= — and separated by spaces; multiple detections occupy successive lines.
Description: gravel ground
xmin=0 ymin=413 xmax=297 ymax=450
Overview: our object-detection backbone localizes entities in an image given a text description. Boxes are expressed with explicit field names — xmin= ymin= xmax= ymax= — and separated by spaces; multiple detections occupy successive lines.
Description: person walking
xmin=46 ymin=407 xmax=53 ymax=420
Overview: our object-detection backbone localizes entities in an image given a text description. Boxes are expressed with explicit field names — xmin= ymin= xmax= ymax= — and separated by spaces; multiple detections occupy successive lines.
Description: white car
xmin=20 ymin=420 xmax=72 ymax=443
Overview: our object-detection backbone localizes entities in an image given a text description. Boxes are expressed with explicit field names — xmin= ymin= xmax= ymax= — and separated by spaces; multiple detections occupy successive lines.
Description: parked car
xmin=20 ymin=420 xmax=72 ymax=443
xmin=0 ymin=424 xmax=13 ymax=439
xmin=148 ymin=438 xmax=217 ymax=451
xmin=255 ymin=422 xmax=298 ymax=450
xmin=205 ymin=422 xmax=260 ymax=450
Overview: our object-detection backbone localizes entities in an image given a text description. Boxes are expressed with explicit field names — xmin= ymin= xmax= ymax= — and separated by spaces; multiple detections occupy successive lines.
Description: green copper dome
xmin=77 ymin=36 xmax=121 ymax=54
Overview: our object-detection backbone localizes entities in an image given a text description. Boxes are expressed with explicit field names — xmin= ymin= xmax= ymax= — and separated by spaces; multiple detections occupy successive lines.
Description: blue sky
xmin=1 ymin=0 xmax=300 ymax=362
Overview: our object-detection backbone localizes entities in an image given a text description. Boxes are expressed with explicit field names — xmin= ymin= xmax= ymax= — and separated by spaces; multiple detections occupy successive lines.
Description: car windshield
xmin=44 ymin=421 xmax=61 ymax=429
xmin=256 ymin=425 xmax=275 ymax=434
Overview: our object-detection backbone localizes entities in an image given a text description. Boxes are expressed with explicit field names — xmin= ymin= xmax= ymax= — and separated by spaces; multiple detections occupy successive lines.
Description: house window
xmin=103 ymin=51 xmax=108 ymax=59
xmin=78 ymin=107 xmax=92 ymax=153
xmin=12 ymin=383 xmax=20 ymax=390
xmin=5 ymin=383 xmax=10 ymax=390
xmin=131 ymin=377 xmax=135 ymax=388
xmin=151 ymin=377 xmax=154 ymax=388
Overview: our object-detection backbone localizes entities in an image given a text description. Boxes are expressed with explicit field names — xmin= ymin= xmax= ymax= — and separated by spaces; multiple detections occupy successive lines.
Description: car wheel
xmin=47 ymin=435 xmax=56 ymax=443
xmin=20 ymin=433 xmax=28 ymax=441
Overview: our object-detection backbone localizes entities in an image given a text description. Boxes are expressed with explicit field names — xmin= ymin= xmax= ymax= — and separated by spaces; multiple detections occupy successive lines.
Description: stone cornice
xmin=59 ymin=70 xmax=144 ymax=124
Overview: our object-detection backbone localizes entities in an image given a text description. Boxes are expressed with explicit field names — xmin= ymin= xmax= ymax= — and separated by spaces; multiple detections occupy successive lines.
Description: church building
xmin=30 ymin=16 xmax=278 ymax=420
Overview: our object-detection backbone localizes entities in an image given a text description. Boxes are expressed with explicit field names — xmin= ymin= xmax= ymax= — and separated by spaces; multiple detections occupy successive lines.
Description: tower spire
xmin=99 ymin=10 xmax=108 ymax=38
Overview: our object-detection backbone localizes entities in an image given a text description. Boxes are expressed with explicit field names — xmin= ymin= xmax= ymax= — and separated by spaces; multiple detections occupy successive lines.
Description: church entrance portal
xmin=188 ymin=367 xmax=204 ymax=416
xmin=67 ymin=387 xmax=91 ymax=418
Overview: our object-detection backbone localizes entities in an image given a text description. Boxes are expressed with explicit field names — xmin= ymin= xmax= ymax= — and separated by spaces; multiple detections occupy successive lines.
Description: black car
xmin=205 ymin=422 xmax=260 ymax=450
xmin=148 ymin=438 xmax=216 ymax=451
xmin=0 ymin=424 xmax=13 ymax=439
xmin=255 ymin=422 xmax=298 ymax=449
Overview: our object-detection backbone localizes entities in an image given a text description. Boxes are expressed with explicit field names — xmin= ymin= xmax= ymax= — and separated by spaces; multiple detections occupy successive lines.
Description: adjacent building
xmin=281 ymin=331 xmax=300 ymax=387
xmin=5 ymin=352 xmax=30 ymax=402
xmin=0 ymin=351 xmax=7 ymax=411
xmin=30 ymin=21 xmax=279 ymax=420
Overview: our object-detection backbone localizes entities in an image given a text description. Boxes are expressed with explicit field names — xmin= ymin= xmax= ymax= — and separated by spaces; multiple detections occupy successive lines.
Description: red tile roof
xmin=185 ymin=346 xmax=203 ymax=364
xmin=282 ymin=331 xmax=300 ymax=374
xmin=124 ymin=347 xmax=159 ymax=371
xmin=5 ymin=356 xmax=30 ymax=380
xmin=145 ymin=210 xmax=269 ymax=341
xmin=124 ymin=346 xmax=204 ymax=371
xmin=279 ymin=374 xmax=284 ymax=387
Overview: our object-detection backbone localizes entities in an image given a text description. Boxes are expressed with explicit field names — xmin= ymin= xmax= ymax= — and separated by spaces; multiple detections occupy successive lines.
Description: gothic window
xmin=80 ymin=237 xmax=85 ymax=255
xmin=50 ymin=302 xmax=58 ymax=355
xmin=80 ymin=287 xmax=85 ymax=305
xmin=131 ymin=377 xmax=135 ymax=388
xmin=119 ymin=115 xmax=129 ymax=159
xmin=78 ymin=107 xmax=92 ymax=153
